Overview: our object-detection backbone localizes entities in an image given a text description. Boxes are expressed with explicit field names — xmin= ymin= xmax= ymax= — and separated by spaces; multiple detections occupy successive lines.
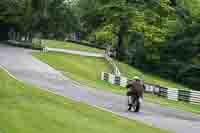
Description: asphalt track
xmin=0 ymin=44 xmax=200 ymax=133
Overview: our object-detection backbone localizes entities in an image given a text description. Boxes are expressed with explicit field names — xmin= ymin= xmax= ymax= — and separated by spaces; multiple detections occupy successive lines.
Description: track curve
xmin=0 ymin=44 xmax=200 ymax=133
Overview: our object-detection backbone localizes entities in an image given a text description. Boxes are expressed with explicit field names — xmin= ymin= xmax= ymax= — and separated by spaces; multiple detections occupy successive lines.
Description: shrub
xmin=32 ymin=38 xmax=45 ymax=50
xmin=88 ymin=24 xmax=115 ymax=46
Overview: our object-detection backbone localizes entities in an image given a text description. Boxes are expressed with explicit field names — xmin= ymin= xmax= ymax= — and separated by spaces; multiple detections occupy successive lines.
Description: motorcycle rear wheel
xmin=134 ymin=100 xmax=140 ymax=112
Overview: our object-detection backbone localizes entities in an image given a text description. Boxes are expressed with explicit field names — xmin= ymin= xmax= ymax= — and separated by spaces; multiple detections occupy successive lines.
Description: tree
xmin=159 ymin=23 xmax=200 ymax=90
xmin=0 ymin=0 xmax=78 ymax=39
xmin=116 ymin=16 xmax=129 ymax=60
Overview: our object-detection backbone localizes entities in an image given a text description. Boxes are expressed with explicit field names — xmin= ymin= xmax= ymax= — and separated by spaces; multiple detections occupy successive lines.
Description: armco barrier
xmin=167 ymin=89 xmax=178 ymax=101
xmin=145 ymin=83 xmax=160 ymax=94
xmin=44 ymin=47 xmax=104 ymax=58
xmin=145 ymin=84 xmax=154 ymax=93
xmin=178 ymin=90 xmax=191 ymax=102
xmin=101 ymin=72 xmax=109 ymax=82
xmin=101 ymin=72 xmax=127 ymax=87
xmin=190 ymin=90 xmax=200 ymax=104
xmin=120 ymin=76 xmax=128 ymax=87
xmin=159 ymin=87 xmax=168 ymax=98
xmin=108 ymin=73 xmax=115 ymax=84
xmin=101 ymin=72 xmax=200 ymax=105
xmin=104 ymin=54 xmax=121 ymax=76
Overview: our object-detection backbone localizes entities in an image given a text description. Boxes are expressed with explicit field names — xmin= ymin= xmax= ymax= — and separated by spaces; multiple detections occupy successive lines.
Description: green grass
xmin=33 ymin=52 xmax=200 ymax=114
xmin=0 ymin=69 xmax=170 ymax=133
xmin=144 ymin=93 xmax=200 ymax=114
xmin=33 ymin=52 xmax=125 ymax=94
xmin=115 ymin=61 xmax=187 ymax=89
xmin=44 ymin=40 xmax=105 ymax=53
xmin=115 ymin=62 xmax=200 ymax=114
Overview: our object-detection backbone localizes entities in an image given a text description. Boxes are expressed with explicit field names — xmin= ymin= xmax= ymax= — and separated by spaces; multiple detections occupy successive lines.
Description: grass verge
xmin=33 ymin=52 xmax=200 ymax=114
xmin=44 ymin=40 xmax=104 ymax=53
xmin=115 ymin=61 xmax=187 ymax=89
xmin=0 ymin=68 xmax=170 ymax=133
xmin=33 ymin=52 xmax=124 ymax=94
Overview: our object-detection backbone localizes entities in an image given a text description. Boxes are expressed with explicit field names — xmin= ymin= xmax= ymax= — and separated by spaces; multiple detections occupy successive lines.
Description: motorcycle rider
xmin=126 ymin=76 xmax=145 ymax=112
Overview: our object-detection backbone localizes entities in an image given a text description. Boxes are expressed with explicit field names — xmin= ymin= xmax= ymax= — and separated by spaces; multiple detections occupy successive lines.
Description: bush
xmin=95 ymin=31 xmax=113 ymax=44
xmin=88 ymin=24 xmax=115 ymax=46
xmin=32 ymin=38 xmax=45 ymax=50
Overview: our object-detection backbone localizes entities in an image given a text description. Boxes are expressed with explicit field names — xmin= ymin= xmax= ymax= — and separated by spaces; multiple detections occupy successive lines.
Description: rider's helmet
xmin=133 ymin=76 xmax=141 ymax=81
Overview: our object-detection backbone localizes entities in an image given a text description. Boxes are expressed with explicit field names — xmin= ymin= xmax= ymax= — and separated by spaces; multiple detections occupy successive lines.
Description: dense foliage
xmin=159 ymin=24 xmax=200 ymax=89
xmin=0 ymin=0 xmax=199 ymax=90
xmin=74 ymin=0 xmax=200 ymax=90
xmin=0 ymin=0 xmax=78 ymax=38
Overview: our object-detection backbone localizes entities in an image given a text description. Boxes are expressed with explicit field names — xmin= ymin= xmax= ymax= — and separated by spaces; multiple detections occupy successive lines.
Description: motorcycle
xmin=127 ymin=95 xmax=142 ymax=112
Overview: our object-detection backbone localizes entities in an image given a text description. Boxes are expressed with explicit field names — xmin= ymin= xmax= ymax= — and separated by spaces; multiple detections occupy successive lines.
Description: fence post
xmin=108 ymin=73 xmax=115 ymax=84
xmin=101 ymin=72 xmax=109 ymax=81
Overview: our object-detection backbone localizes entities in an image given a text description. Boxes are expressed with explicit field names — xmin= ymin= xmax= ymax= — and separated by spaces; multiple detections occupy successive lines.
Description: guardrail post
xmin=108 ymin=73 xmax=115 ymax=84
xmin=43 ymin=47 xmax=48 ymax=52
xmin=101 ymin=72 xmax=109 ymax=81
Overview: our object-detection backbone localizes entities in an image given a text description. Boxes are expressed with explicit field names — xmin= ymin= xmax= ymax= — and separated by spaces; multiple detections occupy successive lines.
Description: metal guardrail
xmin=44 ymin=47 xmax=104 ymax=58
xmin=101 ymin=72 xmax=200 ymax=105
xmin=104 ymin=46 xmax=121 ymax=76
xmin=104 ymin=54 xmax=121 ymax=76
xmin=43 ymin=43 xmax=121 ymax=76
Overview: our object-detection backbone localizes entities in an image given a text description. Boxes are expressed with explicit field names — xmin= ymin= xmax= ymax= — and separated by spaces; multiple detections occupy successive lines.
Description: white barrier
xmin=44 ymin=47 xmax=104 ymax=58
xmin=108 ymin=73 xmax=115 ymax=84
xmin=167 ymin=89 xmax=178 ymax=101
xmin=120 ymin=76 xmax=128 ymax=87
xmin=101 ymin=72 xmax=200 ymax=105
